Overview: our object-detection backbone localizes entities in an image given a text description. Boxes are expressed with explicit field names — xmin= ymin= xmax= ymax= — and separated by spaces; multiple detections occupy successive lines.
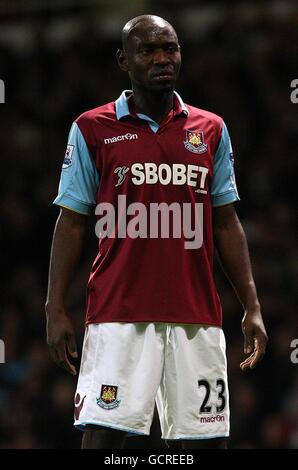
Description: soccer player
xmin=45 ymin=15 xmax=268 ymax=449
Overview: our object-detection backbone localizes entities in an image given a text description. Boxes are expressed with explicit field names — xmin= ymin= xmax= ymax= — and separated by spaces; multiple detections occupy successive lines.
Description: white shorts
xmin=74 ymin=323 xmax=230 ymax=440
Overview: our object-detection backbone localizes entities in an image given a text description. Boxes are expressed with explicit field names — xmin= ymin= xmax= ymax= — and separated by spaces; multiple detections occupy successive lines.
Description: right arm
xmin=45 ymin=207 xmax=88 ymax=375
xmin=46 ymin=120 xmax=99 ymax=374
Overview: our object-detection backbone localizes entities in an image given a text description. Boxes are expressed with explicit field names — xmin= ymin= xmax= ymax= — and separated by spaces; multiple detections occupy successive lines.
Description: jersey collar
xmin=115 ymin=90 xmax=189 ymax=121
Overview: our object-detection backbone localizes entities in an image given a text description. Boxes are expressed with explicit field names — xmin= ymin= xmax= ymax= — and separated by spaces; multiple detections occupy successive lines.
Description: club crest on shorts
xmin=184 ymin=130 xmax=208 ymax=154
xmin=96 ymin=385 xmax=121 ymax=410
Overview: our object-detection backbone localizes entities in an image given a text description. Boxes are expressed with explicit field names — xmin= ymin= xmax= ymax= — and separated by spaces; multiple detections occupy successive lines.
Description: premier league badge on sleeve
xmin=96 ymin=385 xmax=121 ymax=410
xmin=184 ymin=130 xmax=208 ymax=154
xmin=62 ymin=144 xmax=74 ymax=169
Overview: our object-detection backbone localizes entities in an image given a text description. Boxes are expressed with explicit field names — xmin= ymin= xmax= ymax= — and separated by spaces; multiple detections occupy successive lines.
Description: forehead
xmin=129 ymin=24 xmax=178 ymax=47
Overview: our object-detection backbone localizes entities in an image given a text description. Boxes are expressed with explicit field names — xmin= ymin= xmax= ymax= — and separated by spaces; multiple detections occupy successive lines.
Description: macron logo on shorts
xmin=200 ymin=415 xmax=225 ymax=423
xmin=104 ymin=133 xmax=138 ymax=144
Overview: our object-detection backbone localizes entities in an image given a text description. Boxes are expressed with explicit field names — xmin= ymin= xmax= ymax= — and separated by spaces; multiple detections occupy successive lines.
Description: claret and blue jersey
xmin=54 ymin=90 xmax=240 ymax=326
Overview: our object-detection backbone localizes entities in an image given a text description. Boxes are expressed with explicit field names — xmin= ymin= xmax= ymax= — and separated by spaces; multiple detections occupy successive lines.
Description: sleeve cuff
xmin=53 ymin=194 xmax=95 ymax=216
xmin=212 ymin=191 xmax=240 ymax=207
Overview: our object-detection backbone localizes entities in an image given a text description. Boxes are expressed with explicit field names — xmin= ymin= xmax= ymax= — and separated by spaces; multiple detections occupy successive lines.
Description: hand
xmin=46 ymin=307 xmax=78 ymax=375
xmin=240 ymin=309 xmax=268 ymax=371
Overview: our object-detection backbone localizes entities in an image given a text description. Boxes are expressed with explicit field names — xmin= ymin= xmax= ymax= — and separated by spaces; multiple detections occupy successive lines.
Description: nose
xmin=153 ymin=48 xmax=170 ymax=65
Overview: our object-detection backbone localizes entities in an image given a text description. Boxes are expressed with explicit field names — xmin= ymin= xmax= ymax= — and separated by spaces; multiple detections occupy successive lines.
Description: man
xmin=45 ymin=15 xmax=268 ymax=449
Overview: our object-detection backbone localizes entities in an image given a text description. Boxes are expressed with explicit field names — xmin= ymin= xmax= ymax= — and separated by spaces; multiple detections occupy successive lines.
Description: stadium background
xmin=0 ymin=0 xmax=297 ymax=449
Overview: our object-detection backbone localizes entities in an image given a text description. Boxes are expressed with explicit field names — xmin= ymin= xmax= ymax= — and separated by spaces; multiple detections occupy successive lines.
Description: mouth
xmin=152 ymin=70 xmax=174 ymax=81
xmin=152 ymin=73 xmax=174 ymax=81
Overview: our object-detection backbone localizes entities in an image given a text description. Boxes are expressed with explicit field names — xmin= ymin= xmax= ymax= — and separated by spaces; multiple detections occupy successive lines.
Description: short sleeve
xmin=211 ymin=122 xmax=240 ymax=207
xmin=53 ymin=122 xmax=99 ymax=215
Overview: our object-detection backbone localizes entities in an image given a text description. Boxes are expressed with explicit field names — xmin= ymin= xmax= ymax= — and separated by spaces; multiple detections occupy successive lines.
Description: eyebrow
xmin=137 ymin=41 xmax=179 ymax=49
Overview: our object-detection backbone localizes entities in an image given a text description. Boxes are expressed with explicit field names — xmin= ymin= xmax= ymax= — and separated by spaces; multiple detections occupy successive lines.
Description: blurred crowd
xmin=0 ymin=0 xmax=297 ymax=449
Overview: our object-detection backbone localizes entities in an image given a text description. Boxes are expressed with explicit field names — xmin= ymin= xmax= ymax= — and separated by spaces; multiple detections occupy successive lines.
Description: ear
xmin=116 ymin=49 xmax=129 ymax=72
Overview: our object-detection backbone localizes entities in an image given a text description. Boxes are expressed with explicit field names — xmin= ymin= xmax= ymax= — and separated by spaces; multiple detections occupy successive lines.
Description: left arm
xmin=213 ymin=203 xmax=268 ymax=370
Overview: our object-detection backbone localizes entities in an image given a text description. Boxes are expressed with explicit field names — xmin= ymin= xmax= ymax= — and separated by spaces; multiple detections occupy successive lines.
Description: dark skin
xmin=46 ymin=15 xmax=267 ymax=449
xmin=116 ymin=16 xmax=181 ymax=124
xmin=46 ymin=208 xmax=86 ymax=375
xmin=213 ymin=204 xmax=267 ymax=371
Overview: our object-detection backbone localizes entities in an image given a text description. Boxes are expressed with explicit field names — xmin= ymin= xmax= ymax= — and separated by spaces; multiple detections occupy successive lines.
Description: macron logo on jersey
xmin=104 ymin=133 xmax=138 ymax=144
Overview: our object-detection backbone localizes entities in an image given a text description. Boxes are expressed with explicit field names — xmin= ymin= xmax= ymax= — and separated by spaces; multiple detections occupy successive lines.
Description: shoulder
xmin=185 ymin=103 xmax=224 ymax=148
xmin=74 ymin=101 xmax=116 ymax=144
xmin=185 ymin=103 xmax=223 ymax=129
xmin=75 ymin=101 xmax=115 ymax=126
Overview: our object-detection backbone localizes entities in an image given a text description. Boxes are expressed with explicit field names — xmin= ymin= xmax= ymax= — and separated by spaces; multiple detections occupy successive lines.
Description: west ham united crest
xmin=184 ymin=130 xmax=208 ymax=154
xmin=96 ymin=385 xmax=121 ymax=410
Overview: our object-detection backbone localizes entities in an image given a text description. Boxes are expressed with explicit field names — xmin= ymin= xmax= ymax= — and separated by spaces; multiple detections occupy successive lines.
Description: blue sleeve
xmin=53 ymin=122 xmax=99 ymax=215
xmin=211 ymin=122 xmax=240 ymax=207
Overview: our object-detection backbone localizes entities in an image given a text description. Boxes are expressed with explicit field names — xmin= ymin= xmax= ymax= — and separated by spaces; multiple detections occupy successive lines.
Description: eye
xmin=140 ymin=48 xmax=152 ymax=55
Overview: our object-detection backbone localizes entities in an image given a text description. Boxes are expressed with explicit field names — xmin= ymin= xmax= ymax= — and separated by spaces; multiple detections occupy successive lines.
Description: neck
xmin=131 ymin=86 xmax=174 ymax=124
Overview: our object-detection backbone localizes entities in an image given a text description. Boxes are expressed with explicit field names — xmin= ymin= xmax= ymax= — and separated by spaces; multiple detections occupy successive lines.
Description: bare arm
xmin=45 ymin=207 xmax=88 ymax=375
xmin=213 ymin=203 xmax=268 ymax=370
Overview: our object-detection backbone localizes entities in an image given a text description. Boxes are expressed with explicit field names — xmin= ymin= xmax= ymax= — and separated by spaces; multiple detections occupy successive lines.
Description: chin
xmin=150 ymin=82 xmax=175 ymax=93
